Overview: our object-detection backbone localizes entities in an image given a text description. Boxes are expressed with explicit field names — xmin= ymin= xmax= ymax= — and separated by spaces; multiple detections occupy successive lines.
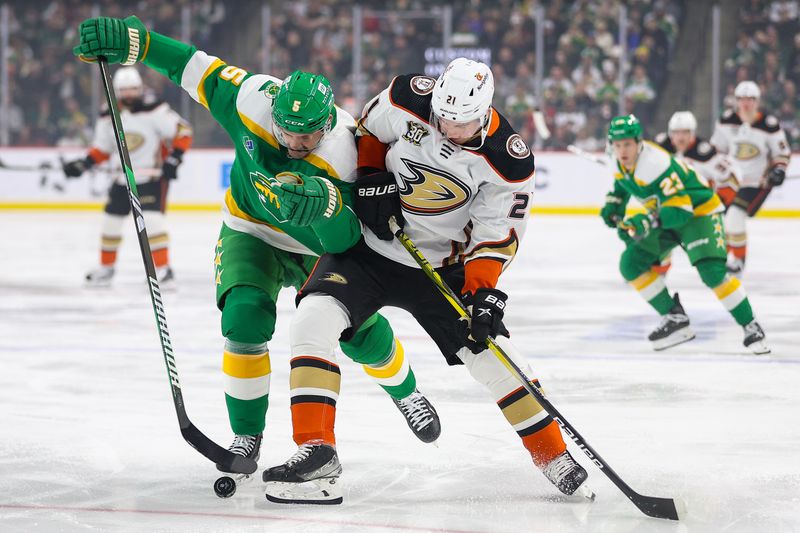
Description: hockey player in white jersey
xmin=651 ymin=111 xmax=742 ymax=274
xmin=63 ymin=66 xmax=193 ymax=286
xmin=262 ymin=58 xmax=592 ymax=504
xmin=710 ymin=81 xmax=791 ymax=274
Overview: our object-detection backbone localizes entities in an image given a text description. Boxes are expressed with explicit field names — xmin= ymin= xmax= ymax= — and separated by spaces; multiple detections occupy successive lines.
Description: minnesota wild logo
xmin=249 ymin=171 xmax=286 ymax=221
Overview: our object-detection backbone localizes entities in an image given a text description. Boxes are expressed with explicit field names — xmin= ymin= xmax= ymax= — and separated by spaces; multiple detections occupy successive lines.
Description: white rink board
xmin=2 ymin=147 xmax=800 ymax=211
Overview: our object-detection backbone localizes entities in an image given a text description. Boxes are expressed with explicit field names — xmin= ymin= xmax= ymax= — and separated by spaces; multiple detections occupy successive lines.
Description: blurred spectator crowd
xmin=4 ymin=0 xmax=686 ymax=149
xmin=726 ymin=0 xmax=800 ymax=148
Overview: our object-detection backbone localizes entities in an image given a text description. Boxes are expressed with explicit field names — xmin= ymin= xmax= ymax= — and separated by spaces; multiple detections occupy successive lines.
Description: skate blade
xmin=264 ymin=477 xmax=342 ymax=505
xmin=746 ymin=340 xmax=771 ymax=355
xmin=651 ymin=328 xmax=695 ymax=351
xmin=574 ymin=484 xmax=595 ymax=501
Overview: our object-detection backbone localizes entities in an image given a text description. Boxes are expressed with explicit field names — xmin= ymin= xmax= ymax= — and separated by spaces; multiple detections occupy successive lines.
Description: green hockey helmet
xmin=272 ymin=70 xmax=336 ymax=135
xmin=607 ymin=115 xmax=642 ymax=142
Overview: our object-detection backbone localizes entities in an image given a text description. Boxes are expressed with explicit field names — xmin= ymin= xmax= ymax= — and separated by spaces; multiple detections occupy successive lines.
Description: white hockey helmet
xmin=113 ymin=66 xmax=143 ymax=92
xmin=431 ymin=57 xmax=494 ymax=124
xmin=734 ymin=80 xmax=760 ymax=99
xmin=668 ymin=111 xmax=697 ymax=132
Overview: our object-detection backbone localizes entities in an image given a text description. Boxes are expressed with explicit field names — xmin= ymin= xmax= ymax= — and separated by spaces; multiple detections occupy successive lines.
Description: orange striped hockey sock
xmin=497 ymin=382 xmax=566 ymax=467
xmin=290 ymin=356 xmax=340 ymax=445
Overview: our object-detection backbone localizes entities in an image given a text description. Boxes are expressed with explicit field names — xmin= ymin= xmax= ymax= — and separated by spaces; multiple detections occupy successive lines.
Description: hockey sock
xmin=146 ymin=212 xmax=169 ymax=267
xmin=629 ymin=271 xmax=674 ymax=315
xmin=697 ymin=258 xmax=754 ymax=325
xmin=725 ymin=205 xmax=747 ymax=262
xmin=341 ymin=313 xmax=416 ymax=400
xmin=290 ymin=356 xmax=340 ymax=445
xmin=362 ymin=339 xmax=416 ymax=400
xmin=99 ymin=213 xmax=125 ymax=266
xmin=460 ymin=336 xmax=566 ymax=468
xmin=223 ymin=339 xmax=271 ymax=436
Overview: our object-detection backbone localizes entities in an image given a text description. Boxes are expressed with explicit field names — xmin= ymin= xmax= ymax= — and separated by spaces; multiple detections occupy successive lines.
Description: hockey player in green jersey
xmin=601 ymin=115 xmax=769 ymax=354
xmin=72 ymin=16 xmax=441 ymax=484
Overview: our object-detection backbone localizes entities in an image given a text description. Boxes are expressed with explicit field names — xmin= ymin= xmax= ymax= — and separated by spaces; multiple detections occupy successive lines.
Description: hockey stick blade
xmin=96 ymin=58 xmax=255 ymax=475
xmin=388 ymin=218 xmax=683 ymax=521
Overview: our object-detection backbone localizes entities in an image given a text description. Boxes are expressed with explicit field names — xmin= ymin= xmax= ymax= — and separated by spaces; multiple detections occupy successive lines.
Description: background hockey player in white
xmin=710 ymin=81 xmax=791 ymax=274
xmin=260 ymin=57 xmax=593 ymax=504
xmin=62 ymin=66 xmax=193 ymax=286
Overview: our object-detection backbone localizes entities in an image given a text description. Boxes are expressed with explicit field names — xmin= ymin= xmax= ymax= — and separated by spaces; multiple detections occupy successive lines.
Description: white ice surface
xmin=0 ymin=212 xmax=798 ymax=533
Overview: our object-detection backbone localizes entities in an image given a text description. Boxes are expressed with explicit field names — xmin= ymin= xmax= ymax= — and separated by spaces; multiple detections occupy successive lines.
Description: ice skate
xmin=542 ymin=450 xmax=594 ymax=499
xmin=648 ymin=293 xmax=695 ymax=350
xmin=156 ymin=265 xmax=176 ymax=290
xmin=262 ymin=440 xmax=343 ymax=504
xmin=213 ymin=433 xmax=262 ymax=498
xmin=726 ymin=256 xmax=745 ymax=275
xmin=85 ymin=265 xmax=115 ymax=287
xmin=743 ymin=320 xmax=770 ymax=355
xmin=392 ymin=389 xmax=441 ymax=444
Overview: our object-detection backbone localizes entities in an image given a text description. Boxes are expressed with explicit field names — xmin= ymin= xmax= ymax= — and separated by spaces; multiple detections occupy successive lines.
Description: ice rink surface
xmin=0 ymin=211 xmax=798 ymax=533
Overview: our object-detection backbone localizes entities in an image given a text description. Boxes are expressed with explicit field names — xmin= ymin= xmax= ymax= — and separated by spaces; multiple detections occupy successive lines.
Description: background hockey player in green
xmin=600 ymin=115 xmax=769 ymax=355
xmin=72 ymin=15 xmax=440 ymax=481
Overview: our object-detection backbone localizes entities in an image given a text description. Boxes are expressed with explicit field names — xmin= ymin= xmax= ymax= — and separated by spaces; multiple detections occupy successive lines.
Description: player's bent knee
xmin=221 ymin=286 xmax=276 ymax=345
xmin=291 ymin=294 xmax=350 ymax=358
xmin=696 ymin=258 xmax=727 ymax=288
xmin=339 ymin=313 xmax=394 ymax=365
xmin=619 ymin=251 xmax=649 ymax=282
xmin=458 ymin=336 xmax=533 ymax=395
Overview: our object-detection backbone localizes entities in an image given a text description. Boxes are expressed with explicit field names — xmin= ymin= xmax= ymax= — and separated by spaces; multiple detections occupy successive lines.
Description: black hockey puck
xmin=214 ymin=476 xmax=236 ymax=498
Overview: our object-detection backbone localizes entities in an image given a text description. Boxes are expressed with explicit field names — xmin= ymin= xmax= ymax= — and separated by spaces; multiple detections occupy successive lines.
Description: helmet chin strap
xmin=432 ymin=108 xmax=492 ymax=151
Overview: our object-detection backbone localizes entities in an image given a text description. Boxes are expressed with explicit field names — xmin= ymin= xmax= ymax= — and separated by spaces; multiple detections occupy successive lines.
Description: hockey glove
xmin=62 ymin=156 xmax=95 ymax=179
xmin=161 ymin=149 xmax=183 ymax=180
xmin=354 ymin=171 xmax=404 ymax=240
xmin=460 ymin=288 xmax=509 ymax=354
xmin=619 ymin=213 xmax=654 ymax=241
xmin=72 ymin=16 xmax=149 ymax=65
xmin=600 ymin=194 xmax=626 ymax=228
xmin=275 ymin=175 xmax=341 ymax=227
xmin=766 ymin=166 xmax=786 ymax=186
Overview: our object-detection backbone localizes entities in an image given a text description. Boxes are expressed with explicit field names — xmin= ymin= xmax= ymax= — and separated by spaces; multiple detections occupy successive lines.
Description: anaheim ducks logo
xmin=734 ymin=142 xmax=760 ymax=160
xmin=397 ymin=158 xmax=471 ymax=215
xmin=125 ymin=132 xmax=145 ymax=152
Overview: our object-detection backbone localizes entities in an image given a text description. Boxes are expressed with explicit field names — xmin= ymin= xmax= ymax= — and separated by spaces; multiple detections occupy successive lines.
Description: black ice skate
xmin=541 ymin=450 xmax=594 ymax=499
xmin=392 ymin=389 xmax=441 ymax=444
xmin=213 ymin=433 xmax=262 ymax=498
xmin=262 ymin=440 xmax=343 ymax=504
xmin=85 ymin=265 xmax=114 ymax=287
xmin=156 ymin=265 xmax=176 ymax=288
xmin=648 ymin=293 xmax=695 ymax=350
xmin=726 ymin=256 xmax=745 ymax=275
xmin=743 ymin=320 xmax=770 ymax=355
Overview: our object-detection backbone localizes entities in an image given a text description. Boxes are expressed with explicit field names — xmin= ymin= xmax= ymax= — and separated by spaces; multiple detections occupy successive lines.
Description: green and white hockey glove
xmin=600 ymin=193 xmax=626 ymax=228
xmin=619 ymin=213 xmax=655 ymax=240
xmin=72 ymin=16 xmax=149 ymax=65
xmin=274 ymin=173 xmax=342 ymax=227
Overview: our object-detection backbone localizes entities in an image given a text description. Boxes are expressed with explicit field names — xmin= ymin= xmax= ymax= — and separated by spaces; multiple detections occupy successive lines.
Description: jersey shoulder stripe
xmin=473 ymin=109 xmax=535 ymax=183
xmin=388 ymin=73 xmax=434 ymax=123
xmin=653 ymin=132 xmax=674 ymax=152
xmin=751 ymin=113 xmax=782 ymax=133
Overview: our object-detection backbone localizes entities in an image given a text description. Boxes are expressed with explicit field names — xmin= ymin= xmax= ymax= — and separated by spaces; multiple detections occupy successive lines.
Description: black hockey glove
xmin=161 ymin=149 xmax=184 ymax=180
xmin=62 ymin=156 xmax=94 ymax=179
xmin=766 ymin=166 xmax=785 ymax=186
xmin=354 ymin=171 xmax=404 ymax=241
xmin=460 ymin=288 xmax=509 ymax=354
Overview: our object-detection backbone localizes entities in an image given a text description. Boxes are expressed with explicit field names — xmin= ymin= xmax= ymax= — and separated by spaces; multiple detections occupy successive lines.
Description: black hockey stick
xmin=96 ymin=58 xmax=256 ymax=474
xmin=388 ymin=218 xmax=685 ymax=521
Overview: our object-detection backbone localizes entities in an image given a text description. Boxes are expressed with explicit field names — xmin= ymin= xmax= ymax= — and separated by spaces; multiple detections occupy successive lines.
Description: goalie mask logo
xmin=734 ymin=142 xmax=760 ymax=160
xmin=397 ymin=158 xmax=471 ymax=215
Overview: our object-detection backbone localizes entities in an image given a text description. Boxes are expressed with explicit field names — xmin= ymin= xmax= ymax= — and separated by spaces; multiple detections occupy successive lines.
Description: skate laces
xmin=396 ymin=392 xmax=434 ymax=430
xmin=286 ymin=441 xmax=321 ymax=467
xmin=229 ymin=434 xmax=258 ymax=457
xmin=543 ymin=451 xmax=578 ymax=483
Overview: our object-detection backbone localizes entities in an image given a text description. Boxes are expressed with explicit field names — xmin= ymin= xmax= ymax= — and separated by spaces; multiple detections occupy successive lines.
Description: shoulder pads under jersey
xmin=389 ymin=73 xmax=436 ymax=123
xmin=751 ymin=113 xmax=782 ymax=133
xmin=474 ymin=109 xmax=535 ymax=183
xmin=685 ymin=138 xmax=716 ymax=161
xmin=719 ymin=109 xmax=742 ymax=125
